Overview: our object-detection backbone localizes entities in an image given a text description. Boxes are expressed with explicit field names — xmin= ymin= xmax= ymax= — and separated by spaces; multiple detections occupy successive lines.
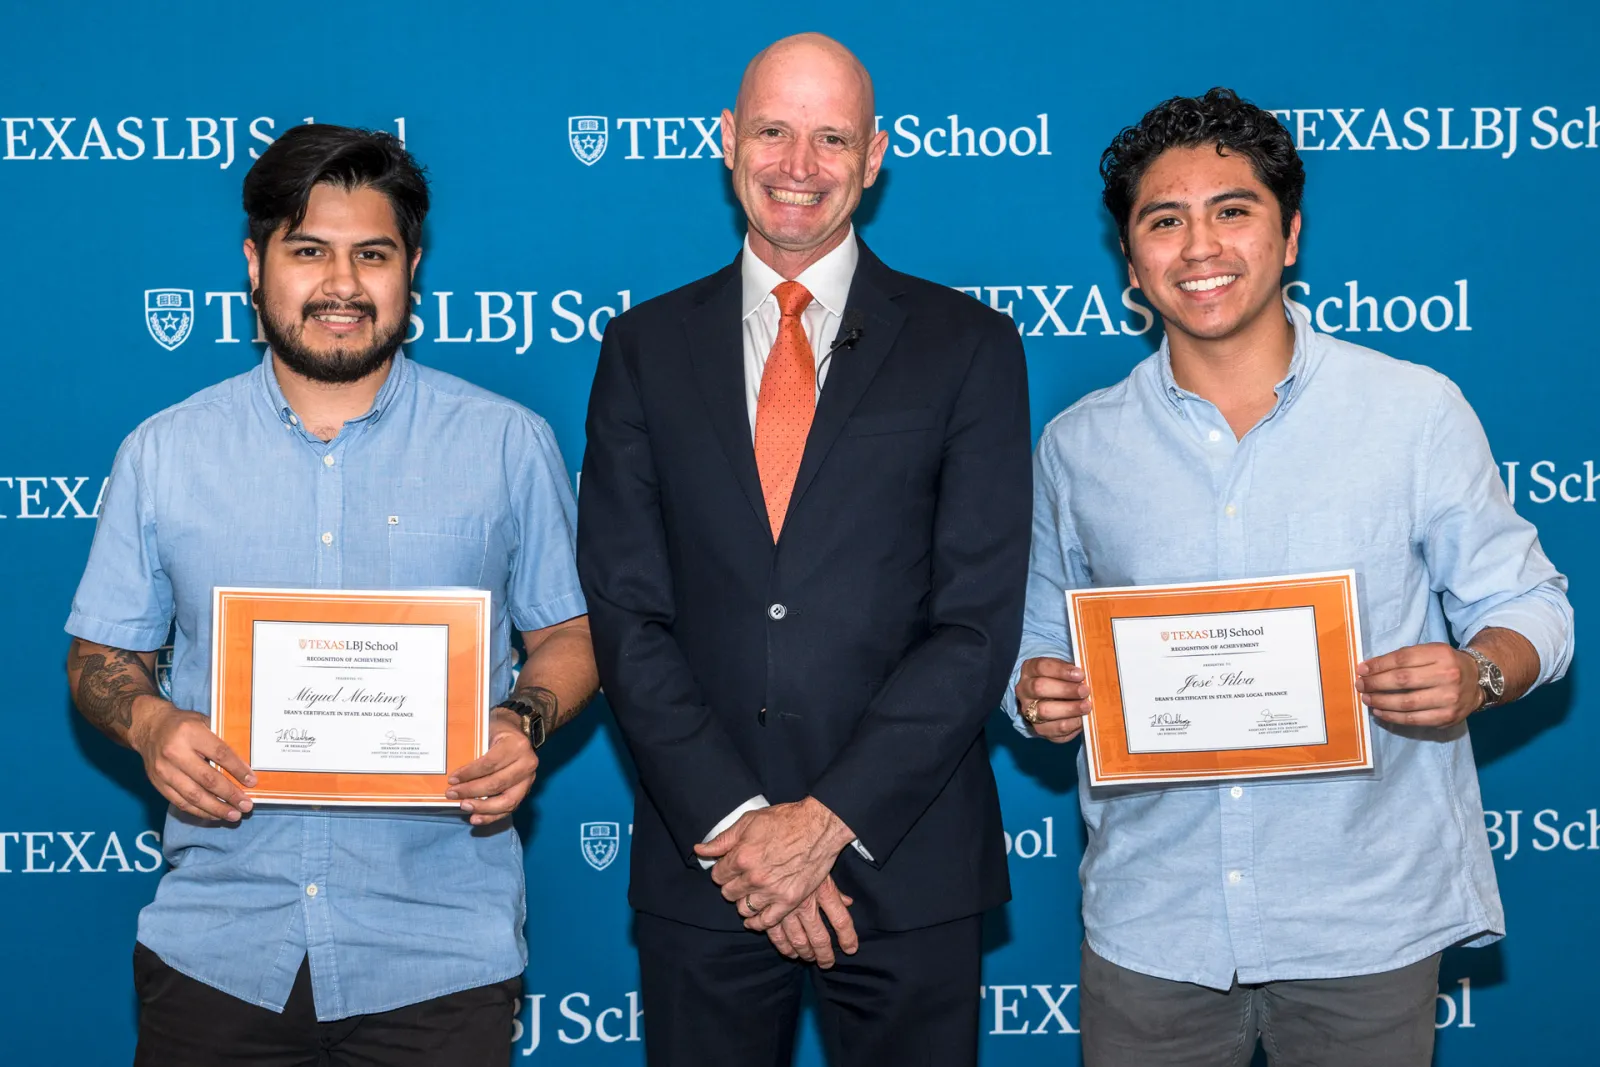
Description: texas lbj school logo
xmin=145 ymin=289 xmax=194 ymax=350
xmin=581 ymin=821 xmax=620 ymax=870
xmin=569 ymin=117 xmax=608 ymax=166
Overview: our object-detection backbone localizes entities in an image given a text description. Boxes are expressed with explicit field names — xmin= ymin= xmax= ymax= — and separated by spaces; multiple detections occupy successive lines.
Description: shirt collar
xmin=1157 ymin=299 xmax=1318 ymax=415
xmin=258 ymin=348 xmax=413 ymax=429
xmin=740 ymin=225 xmax=859 ymax=321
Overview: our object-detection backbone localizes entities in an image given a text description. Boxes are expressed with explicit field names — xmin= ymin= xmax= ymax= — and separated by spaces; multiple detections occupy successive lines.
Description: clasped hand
xmin=694 ymin=798 xmax=860 ymax=968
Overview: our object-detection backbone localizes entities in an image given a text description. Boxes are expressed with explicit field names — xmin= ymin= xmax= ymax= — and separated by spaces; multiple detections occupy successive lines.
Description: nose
xmin=1183 ymin=217 xmax=1223 ymax=262
xmin=321 ymin=252 xmax=363 ymax=302
xmin=778 ymin=135 xmax=819 ymax=183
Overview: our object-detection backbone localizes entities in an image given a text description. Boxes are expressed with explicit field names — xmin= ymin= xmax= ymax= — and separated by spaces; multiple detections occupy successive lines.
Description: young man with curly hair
xmin=1006 ymin=89 xmax=1572 ymax=1066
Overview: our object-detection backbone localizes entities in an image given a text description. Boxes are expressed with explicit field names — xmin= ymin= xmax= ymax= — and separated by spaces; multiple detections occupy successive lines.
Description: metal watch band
xmin=1461 ymin=646 xmax=1503 ymax=707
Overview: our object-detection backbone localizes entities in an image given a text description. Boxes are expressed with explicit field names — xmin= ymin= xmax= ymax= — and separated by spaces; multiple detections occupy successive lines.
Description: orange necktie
xmin=754 ymin=281 xmax=816 ymax=540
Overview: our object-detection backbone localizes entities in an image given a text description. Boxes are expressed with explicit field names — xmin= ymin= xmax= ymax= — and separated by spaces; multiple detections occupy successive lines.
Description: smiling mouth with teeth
xmin=768 ymin=188 xmax=824 ymax=206
xmin=311 ymin=312 xmax=367 ymax=324
xmin=1178 ymin=275 xmax=1239 ymax=293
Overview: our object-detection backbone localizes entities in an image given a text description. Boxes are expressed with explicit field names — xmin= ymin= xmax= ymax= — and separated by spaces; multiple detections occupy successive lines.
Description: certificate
xmin=211 ymin=587 xmax=491 ymax=806
xmin=1067 ymin=571 xmax=1371 ymax=787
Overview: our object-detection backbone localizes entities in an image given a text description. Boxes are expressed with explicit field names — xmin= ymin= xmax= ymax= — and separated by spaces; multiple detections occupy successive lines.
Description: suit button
xmin=768 ymin=603 xmax=787 ymax=620
xmin=758 ymin=707 xmax=767 ymax=726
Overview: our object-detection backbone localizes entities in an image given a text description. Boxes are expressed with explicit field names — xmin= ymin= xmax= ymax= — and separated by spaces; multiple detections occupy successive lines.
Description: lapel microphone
xmin=828 ymin=310 xmax=866 ymax=353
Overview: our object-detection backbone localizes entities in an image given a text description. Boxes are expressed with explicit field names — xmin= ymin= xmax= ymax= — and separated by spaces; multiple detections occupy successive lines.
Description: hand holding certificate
xmin=1067 ymin=571 xmax=1371 ymax=787
xmin=212 ymin=588 xmax=491 ymax=806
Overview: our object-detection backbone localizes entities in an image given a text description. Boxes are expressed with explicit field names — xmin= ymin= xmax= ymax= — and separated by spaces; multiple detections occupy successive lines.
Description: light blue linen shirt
xmin=66 ymin=351 xmax=585 ymax=1019
xmin=1006 ymin=303 xmax=1573 ymax=990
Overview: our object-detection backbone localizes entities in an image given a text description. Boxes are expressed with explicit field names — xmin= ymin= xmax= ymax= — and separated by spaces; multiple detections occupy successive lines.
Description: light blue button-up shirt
xmin=1006 ymin=304 xmax=1573 ymax=990
xmin=66 ymin=351 xmax=585 ymax=1019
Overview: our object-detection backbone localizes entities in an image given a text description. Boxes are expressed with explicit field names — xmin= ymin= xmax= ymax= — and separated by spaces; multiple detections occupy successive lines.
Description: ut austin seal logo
xmin=155 ymin=643 xmax=175 ymax=700
xmin=145 ymin=289 xmax=194 ymax=350
xmin=568 ymin=116 xmax=608 ymax=166
xmin=580 ymin=821 xmax=620 ymax=870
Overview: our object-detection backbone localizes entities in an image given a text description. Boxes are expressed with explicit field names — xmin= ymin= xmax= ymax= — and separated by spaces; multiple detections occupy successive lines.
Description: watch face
xmin=1486 ymin=663 xmax=1506 ymax=697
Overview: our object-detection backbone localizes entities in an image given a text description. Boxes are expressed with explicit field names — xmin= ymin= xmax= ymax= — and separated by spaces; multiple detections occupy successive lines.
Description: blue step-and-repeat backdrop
xmin=1 ymin=1 xmax=1593 ymax=1062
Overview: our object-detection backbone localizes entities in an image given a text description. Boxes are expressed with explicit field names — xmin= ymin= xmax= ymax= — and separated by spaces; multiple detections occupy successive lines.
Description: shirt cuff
xmin=698 ymin=795 xmax=769 ymax=870
xmin=63 ymin=611 xmax=171 ymax=653
xmin=850 ymin=839 xmax=875 ymax=862
xmin=1462 ymin=596 xmax=1574 ymax=689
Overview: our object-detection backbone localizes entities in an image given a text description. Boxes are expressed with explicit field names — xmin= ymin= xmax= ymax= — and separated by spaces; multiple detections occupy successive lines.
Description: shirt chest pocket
xmin=1280 ymin=509 xmax=1415 ymax=643
xmin=386 ymin=516 xmax=489 ymax=589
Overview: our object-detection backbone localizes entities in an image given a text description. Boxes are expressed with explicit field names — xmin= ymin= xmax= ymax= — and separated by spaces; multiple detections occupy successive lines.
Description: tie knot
xmin=773 ymin=281 xmax=813 ymax=320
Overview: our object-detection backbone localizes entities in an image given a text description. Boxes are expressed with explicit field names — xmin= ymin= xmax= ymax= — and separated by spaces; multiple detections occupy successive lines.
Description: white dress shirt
xmin=700 ymin=228 xmax=873 ymax=867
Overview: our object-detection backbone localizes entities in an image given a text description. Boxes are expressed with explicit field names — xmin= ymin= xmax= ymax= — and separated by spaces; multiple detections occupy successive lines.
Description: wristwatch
xmin=1461 ymin=646 xmax=1505 ymax=709
xmin=493 ymin=695 xmax=548 ymax=749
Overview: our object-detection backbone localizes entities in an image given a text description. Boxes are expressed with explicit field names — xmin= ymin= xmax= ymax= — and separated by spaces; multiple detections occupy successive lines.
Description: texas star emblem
xmin=568 ymin=116 xmax=608 ymax=166
xmin=580 ymin=821 xmax=621 ymax=870
xmin=145 ymin=289 xmax=194 ymax=351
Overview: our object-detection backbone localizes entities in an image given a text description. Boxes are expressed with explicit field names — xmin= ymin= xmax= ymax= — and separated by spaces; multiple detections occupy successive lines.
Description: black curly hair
xmin=1101 ymin=88 xmax=1303 ymax=250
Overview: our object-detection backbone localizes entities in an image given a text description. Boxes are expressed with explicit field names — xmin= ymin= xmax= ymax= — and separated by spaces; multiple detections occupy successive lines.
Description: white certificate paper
xmin=249 ymin=620 xmax=450 ymax=774
xmin=1111 ymin=606 xmax=1328 ymax=753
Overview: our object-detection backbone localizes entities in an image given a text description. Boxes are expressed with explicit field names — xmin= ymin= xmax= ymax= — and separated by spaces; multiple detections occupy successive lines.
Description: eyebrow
xmin=281 ymin=231 xmax=401 ymax=251
xmin=743 ymin=116 xmax=859 ymax=138
xmin=1134 ymin=188 xmax=1263 ymax=223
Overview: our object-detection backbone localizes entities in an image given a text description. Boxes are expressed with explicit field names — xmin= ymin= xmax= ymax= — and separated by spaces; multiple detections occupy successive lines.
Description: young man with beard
xmin=65 ymin=124 xmax=596 ymax=1066
xmin=1009 ymin=89 xmax=1572 ymax=1066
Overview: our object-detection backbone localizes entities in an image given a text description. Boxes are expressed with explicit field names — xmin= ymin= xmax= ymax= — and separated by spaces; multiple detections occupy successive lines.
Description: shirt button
xmin=1224 ymin=504 xmax=1237 ymax=517
xmin=305 ymin=884 xmax=319 ymax=897
xmin=1227 ymin=870 xmax=1243 ymax=885
xmin=1208 ymin=430 xmax=1222 ymax=443
xmin=768 ymin=603 xmax=787 ymax=620
xmin=1230 ymin=786 xmax=1243 ymax=799
xmin=320 ymin=532 xmax=333 ymax=546
xmin=323 ymin=454 xmax=335 ymax=468
xmin=289 ymin=415 xmax=299 ymax=425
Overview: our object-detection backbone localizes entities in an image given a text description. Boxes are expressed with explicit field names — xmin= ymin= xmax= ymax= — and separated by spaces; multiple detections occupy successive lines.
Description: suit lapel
xmin=785 ymin=244 xmax=906 ymax=523
xmin=684 ymin=261 xmax=772 ymax=537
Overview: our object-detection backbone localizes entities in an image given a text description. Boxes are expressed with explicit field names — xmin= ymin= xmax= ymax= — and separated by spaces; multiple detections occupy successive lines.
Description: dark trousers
xmin=636 ymin=911 xmax=983 ymax=1067
xmin=1079 ymin=943 xmax=1441 ymax=1067
xmin=132 ymin=942 xmax=520 ymax=1067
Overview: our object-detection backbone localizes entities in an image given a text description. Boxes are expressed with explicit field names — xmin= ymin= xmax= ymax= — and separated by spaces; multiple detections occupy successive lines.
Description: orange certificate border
xmin=1067 ymin=570 xmax=1370 ymax=787
xmin=211 ymin=587 xmax=491 ymax=806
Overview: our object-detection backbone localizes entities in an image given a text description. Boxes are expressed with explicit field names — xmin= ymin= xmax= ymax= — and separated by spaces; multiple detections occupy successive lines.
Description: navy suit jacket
xmin=577 ymin=241 xmax=1031 ymax=932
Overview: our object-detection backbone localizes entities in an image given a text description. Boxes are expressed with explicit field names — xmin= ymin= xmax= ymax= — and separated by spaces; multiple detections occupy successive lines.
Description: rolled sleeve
xmin=1422 ymin=383 xmax=1574 ymax=688
xmin=507 ymin=414 xmax=588 ymax=632
xmin=1002 ymin=429 xmax=1087 ymax=736
xmin=64 ymin=430 xmax=173 ymax=651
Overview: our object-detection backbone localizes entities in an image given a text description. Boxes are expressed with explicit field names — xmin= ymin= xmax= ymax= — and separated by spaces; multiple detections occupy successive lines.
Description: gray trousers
xmin=1079 ymin=943 xmax=1440 ymax=1067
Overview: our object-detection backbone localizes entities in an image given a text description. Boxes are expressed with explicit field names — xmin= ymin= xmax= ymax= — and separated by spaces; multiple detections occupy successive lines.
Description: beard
xmin=258 ymin=291 xmax=408 ymax=385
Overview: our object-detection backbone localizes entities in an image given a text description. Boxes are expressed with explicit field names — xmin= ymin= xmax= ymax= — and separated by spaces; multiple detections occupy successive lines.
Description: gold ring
xmin=1024 ymin=700 xmax=1041 ymax=725
xmin=743 ymin=896 xmax=756 ymax=916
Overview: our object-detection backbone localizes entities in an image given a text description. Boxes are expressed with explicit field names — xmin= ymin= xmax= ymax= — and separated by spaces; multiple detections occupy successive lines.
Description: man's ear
xmin=1283 ymin=211 xmax=1302 ymax=268
xmin=720 ymin=108 xmax=737 ymax=173
xmin=862 ymin=127 xmax=889 ymax=189
xmin=244 ymin=238 xmax=261 ymax=298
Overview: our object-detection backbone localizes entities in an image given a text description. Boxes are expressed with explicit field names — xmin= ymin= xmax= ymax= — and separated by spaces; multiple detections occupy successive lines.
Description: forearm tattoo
xmin=69 ymin=643 xmax=159 ymax=740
